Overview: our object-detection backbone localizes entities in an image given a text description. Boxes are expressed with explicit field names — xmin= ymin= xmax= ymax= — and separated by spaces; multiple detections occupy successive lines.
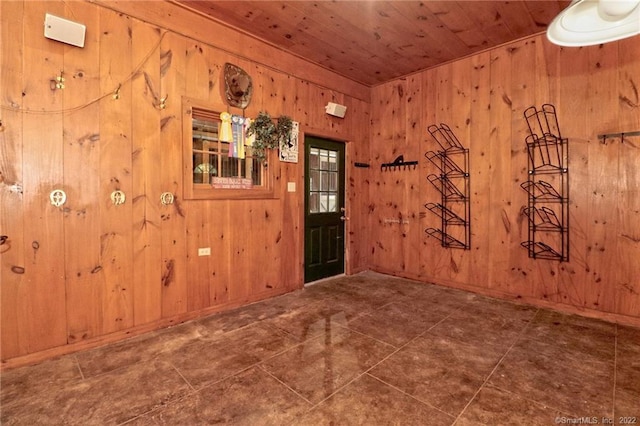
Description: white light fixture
xmin=547 ymin=0 xmax=640 ymax=46
xmin=325 ymin=102 xmax=347 ymax=118
xmin=44 ymin=13 xmax=86 ymax=47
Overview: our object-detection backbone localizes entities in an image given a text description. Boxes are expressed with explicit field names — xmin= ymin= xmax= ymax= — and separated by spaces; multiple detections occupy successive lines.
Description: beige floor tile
xmin=261 ymin=326 xmax=394 ymax=404
xmin=369 ymin=333 xmax=506 ymax=416
xmin=1 ymin=359 xmax=191 ymax=425
xmin=1 ymin=356 xmax=81 ymax=406
xmin=455 ymin=384 xmax=566 ymax=426
xmin=129 ymin=366 xmax=311 ymax=425
xmin=524 ymin=310 xmax=616 ymax=357
xmin=294 ymin=373 xmax=454 ymax=426
xmin=489 ymin=337 xmax=614 ymax=417
xmin=428 ymin=297 xmax=537 ymax=350
xmin=76 ymin=321 xmax=210 ymax=378
xmin=347 ymin=300 xmax=453 ymax=347
xmin=615 ymin=326 xmax=640 ymax=420
xmin=165 ymin=322 xmax=298 ymax=389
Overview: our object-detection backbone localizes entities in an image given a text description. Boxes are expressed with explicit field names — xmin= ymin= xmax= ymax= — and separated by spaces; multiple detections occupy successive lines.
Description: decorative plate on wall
xmin=223 ymin=63 xmax=253 ymax=109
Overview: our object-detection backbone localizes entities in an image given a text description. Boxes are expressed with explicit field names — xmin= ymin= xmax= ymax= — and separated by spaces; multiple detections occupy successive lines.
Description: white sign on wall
xmin=279 ymin=121 xmax=299 ymax=163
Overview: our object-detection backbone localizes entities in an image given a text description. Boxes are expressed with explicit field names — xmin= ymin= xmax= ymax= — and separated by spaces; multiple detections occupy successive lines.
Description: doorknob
xmin=340 ymin=216 xmax=349 ymax=221
xmin=340 ymin=207 xmax=346 ymax=212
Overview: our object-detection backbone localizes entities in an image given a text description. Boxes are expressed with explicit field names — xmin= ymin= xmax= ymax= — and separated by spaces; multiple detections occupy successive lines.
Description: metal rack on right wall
xmin=520 ymin=104 xmax=569 ymax=261
xmin=424 ymin=123 xmax=471 ymax=250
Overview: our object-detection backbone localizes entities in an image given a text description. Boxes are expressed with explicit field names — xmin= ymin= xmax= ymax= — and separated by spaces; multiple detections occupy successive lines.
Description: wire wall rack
xmin=520 ymin=104 xmax=569 ymax=261
xmin=424 ymin=123 xmax=471 ymax=250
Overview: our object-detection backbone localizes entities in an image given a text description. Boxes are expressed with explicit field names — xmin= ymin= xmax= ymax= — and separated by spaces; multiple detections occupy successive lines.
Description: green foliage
xmin=247 ymin=111 xmax=293 ymax=163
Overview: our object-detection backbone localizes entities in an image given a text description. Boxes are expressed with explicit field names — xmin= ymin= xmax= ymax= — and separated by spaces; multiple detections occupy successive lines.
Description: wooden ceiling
xmin=175 ymin=1 xmax=571 ymax=86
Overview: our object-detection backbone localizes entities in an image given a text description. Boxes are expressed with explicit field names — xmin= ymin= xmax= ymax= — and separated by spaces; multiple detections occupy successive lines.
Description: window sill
xmin=186 ymin=185 xmax=277 ymax=200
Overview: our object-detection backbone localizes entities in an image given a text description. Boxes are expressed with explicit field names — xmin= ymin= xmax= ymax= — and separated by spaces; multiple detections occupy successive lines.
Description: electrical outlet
xmin=198 ymin=247 xmax=211 ymax=256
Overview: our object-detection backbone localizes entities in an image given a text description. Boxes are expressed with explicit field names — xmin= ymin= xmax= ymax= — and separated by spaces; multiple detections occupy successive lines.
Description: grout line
xmin=169 ymin=360 xmax=198 ymax=393
xmin=72 ymin=354 xmax=85 ymax=381
xmin=250 ymin=305 xmax=429 ymax=412
xmin=451 ymin=307 xmax=541 ymax=425
xmin=334 ymin=322 xmax=399 ymax=349
xmin=613 ymin=323 xmax=617 ymax=421
xmin=303 ymin=371 xmax=367 ymax=410
xmin=257 ymin=364 xmax=315 ymax=407
xmin=117 ymin=362 xmax=201 ymax=426
xmin=304 ymin=308 xmax=468 ymax=416
xmin=487 ymin=383 xmax=578 ymax=419
xmin=363 ymin=372 xmax=455 ymax=422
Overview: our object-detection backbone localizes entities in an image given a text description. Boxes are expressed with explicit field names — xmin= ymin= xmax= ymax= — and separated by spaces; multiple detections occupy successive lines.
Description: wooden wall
xmin=2 ymin=0 xmax=638 ymax=368
xmin=369 ymin=34 xmax=640 ymax=325
xmin=0 ymin=0 xmax=370 ymax=367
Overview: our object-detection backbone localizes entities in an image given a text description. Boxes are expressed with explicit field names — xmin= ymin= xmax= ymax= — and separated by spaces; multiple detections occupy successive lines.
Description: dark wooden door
xmin=304 ymin=137 xmax=346 ymax=283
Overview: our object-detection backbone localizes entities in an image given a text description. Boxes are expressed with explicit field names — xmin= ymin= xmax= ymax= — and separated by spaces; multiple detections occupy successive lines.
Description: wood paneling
xmin=98 ymin=7 xmax=135 ymax=334
xmin=159 ymin=31 xmax=188 ymax=319
xmin=178 ymin=1 xmax=570 ymax=86
xmin=616 ymin=37 xmax=640 ymax=317
xmin=64 ymin=1 xmax=102 ymax=343
xmin=0 ymin=0 xmax=370 ymax=368
xmin=92 ymin=0 xmax=369 ymax=100
xmin=369 ymin=34 xmax=640 ymax=325
xmin=20 ymin=1 xmax=68 ymax=353
xmin=2 ymin=0 xmax=638 ymax=369
xmin=131 ymin=19 xmax=163 ymax=326
xmin=0 ymin=0 xmax=26 ymax=360
xmin=467 ymin=50 xmax=491 ymax=288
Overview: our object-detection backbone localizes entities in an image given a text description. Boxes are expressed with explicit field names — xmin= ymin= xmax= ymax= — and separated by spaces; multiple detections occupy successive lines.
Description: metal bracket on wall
xmin=598 ymin=130 xmax=640 ymax=144
xmin=110 ymin=190 xmax=126 ymax=205
xmin=160 ymin=192 xmax=175 ymax=205
xmin=49 ymin=189 xmax=67 ymax=207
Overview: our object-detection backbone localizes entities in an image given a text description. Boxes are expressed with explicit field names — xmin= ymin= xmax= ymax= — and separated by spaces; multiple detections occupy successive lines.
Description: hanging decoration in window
xmin=223 ymin=63 xmax=253 ymax=109
xmin=231 ymin=115 xmax=246 ymax=159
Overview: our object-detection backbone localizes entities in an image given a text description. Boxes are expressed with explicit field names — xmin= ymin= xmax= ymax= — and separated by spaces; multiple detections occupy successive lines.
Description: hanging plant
xmin=247 ymin=111 xmax=293 ymax=163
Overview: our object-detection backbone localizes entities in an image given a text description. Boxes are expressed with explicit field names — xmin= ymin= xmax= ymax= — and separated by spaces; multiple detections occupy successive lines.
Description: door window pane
xmin=308 ymin=147 xmax=340 ymax=214
xmin=320 ymin=193 xmax=329 ymax=213
xmin=329 ymin=151 xmax=338 ymax=171
xmin=320 ymin=171 xmax=329 ymax=191
xmin=329 ymin=172 xmax=337 ymax=191
xmin=309 ymin=148 xmax=320 ymax=168
xmin=309 ymin=192 xmax=319 ymax=213
xmin=310 ymin=170 xmax=320 ymax=191
xmin=328 ymin=194 xmax=337 ymax=212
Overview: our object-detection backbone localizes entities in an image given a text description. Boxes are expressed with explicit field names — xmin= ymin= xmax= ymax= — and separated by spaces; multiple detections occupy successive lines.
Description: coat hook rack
xmin=598 ymin=130 xmax=640 ymax=144
xmin=381 ymin=155 xmax=418 ymax=171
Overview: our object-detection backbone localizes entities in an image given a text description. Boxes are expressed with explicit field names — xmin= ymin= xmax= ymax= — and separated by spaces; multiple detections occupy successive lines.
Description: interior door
xmin=304 ymin=137 xmax=346 ymax=283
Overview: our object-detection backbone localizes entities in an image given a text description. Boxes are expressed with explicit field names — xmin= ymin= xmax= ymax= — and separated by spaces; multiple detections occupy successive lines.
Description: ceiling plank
xmin=175 ymin=1 xmax=571 ymax=86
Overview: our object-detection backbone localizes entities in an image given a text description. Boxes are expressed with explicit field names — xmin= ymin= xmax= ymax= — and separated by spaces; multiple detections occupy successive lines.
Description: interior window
xmin=183 ymin=98 xmax=273 ymax=200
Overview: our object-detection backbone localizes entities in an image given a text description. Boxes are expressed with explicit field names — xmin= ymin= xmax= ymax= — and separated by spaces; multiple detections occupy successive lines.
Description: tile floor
xmin=1 ymin=271 xmax=639 ymax=425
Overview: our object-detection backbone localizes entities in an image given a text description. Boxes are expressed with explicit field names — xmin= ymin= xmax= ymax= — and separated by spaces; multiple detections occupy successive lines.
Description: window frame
xmin=182 ymin=97 xmax=275 ymax=200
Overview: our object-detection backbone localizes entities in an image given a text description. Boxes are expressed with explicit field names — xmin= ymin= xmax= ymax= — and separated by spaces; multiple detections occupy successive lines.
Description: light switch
xmin=287 ymin=182 xmax=296 ymax=192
